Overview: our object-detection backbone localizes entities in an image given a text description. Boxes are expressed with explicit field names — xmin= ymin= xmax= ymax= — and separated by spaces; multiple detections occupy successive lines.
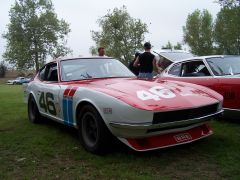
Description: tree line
xmin=1 ymin=0 xmax=239 ymax=73
xmin=183 ymin=0 xmax=240 ymax=55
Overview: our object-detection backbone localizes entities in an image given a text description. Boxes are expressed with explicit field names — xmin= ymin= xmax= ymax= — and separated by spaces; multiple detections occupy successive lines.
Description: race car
xmin=24 ymin=57 xmax=223 ymax=154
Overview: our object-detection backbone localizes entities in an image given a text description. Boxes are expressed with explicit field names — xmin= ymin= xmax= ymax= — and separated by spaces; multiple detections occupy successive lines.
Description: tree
xmin=3 ymin=0 xmax=71 ymax=72
xmin=174 ymin=42 xmax=183 ymax=50
xmin=162 ymin=41 xmax=173 ymax=49
xmin=183 ymin=9 xmax=214 ymax=55
xmin=91 ymin=6 xmax=148 ymax=65
xmin=214 ymin=3 xmax=240 ymax=54
xmin=217 ymin=0 xmax=240 ymax=7
xmin=0 ymin=61 xmax=7 ymax=78
xmin=162 ymin=41 xmax=182 ymax=50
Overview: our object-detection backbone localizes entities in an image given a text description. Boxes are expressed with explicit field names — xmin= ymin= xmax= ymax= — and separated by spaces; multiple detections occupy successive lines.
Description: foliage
xmin=91 ymin=6 xmax=148 ymax=65
xmin=0 ymin=61 xmax=7 ymax=78
xmin=217 ymin=0 xmax=240 ymax=7
xmin=162 ymin=41 xmax=182 ymax=50
xmin=214 ymin=4 xmax=240 ymax=54
xmin=162 ymin=41 xmax=173 ymax=49
xmin=183 ymin=9 xmax=214 ymax=55
xmin=89 ymin=46 xmax=97 ymax=56
xmin=2 ymin=0 xmax=71 ymax=72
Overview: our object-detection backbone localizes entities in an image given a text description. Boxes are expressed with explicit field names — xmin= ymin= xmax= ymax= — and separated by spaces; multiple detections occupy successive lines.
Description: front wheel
xmin=78 ymin=105 xmax=114 ymax=154
xmin=28 ymin=95 xmax=42 ymax=123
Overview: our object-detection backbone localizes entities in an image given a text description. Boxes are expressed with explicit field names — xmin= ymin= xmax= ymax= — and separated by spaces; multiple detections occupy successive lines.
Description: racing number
xmin=39 ymin=92 xmax=56 ymax=115
xmin=137 ymin=86 xmax=176 ymax=101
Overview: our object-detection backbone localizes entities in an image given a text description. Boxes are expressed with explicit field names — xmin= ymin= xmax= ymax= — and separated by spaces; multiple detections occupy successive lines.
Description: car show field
xmin=0 ymin=84 xmax=239 ymax=179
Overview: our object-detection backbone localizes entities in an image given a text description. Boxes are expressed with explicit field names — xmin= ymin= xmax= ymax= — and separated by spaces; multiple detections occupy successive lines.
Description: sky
xmin=0 ymin=0 xmax=221 ymax=61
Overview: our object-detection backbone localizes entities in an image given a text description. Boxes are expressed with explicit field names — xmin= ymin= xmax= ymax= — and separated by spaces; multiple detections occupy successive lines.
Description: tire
xmin=28 ymin=95 xmax=42 ymax=123
xmin=78 ymin=105 xmax=114 ymax=154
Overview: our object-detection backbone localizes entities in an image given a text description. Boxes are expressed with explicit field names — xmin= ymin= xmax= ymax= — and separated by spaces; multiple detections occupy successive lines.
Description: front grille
xmin=153 ymin=103 xmax=219 ymax=124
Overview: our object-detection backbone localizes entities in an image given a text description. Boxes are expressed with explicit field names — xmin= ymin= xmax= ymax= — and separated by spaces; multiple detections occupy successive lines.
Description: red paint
xmin=64 ymin=86 xmax=72 ymax=96
xmin=127 ymin=124 xmax=212 ymax=151
xmin=68 ymin=86 xmax=78 ymax=97
xmin=160 ymin=76 xmax=240 ymax=110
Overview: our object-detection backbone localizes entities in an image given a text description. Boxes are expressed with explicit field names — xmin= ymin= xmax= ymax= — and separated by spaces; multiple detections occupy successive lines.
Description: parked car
xmin=23 ymin=57 xmax=223 ymax=154
xmin=160 ymin=55 xmax=240 ymax=119
xmin=7 ymin=77 xmax=31 ymax=85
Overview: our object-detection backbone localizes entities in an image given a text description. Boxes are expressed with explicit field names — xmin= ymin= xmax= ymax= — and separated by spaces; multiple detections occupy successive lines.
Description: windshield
xmin=60 ymin=58 xmax=135 ymax=81
xmin=206 ymin=56 xmax=240 ymax=76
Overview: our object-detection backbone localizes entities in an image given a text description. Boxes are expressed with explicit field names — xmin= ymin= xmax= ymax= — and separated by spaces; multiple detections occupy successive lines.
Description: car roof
xmin=51 ymin=56 xmax=114 ymax=63
xmin=173 ymin=55 xmax=226 ymax=63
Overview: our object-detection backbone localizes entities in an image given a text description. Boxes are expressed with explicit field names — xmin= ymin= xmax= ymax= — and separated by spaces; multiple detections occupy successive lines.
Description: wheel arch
xmin=75 ymin=100 xmax=106 ymax=128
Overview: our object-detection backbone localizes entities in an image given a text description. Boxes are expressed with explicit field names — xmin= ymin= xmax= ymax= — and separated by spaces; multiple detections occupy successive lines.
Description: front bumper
xmin=109 ymin=110 xmax=223 ymax=138
xmin=119 ymin=124 xmax=213 ymax=151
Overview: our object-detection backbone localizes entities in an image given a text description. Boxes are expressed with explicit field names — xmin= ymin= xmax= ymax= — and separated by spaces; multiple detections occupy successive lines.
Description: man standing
xmin=134 ymin=42 xmax=159 ymax=79
xmin=98 ymin=47 xmax=105 ymax=56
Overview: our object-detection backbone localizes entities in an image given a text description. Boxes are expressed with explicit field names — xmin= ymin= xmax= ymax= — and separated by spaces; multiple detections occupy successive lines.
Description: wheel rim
xmin=82 ymin=112 xmax=98 ymax=147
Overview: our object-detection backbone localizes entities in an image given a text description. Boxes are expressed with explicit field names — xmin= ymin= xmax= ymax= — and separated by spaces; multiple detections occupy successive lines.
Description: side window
xmin=168 ymin=63 xmax=181 ymax=76
xmin=181 ymin=61 xmax=211 ymax=77
xmin=38 ymin=63 xmax=58 ymax=82
xmin=39 ymin=66 xmax=47 ymax=81
xmin=46 ymin=63 xmax=58 ymax=82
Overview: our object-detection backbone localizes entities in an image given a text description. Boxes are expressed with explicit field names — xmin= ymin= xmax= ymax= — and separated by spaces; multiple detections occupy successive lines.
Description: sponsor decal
xmin=63 ymin=86 xmax=78 ymax=126
xmin=103 ymin=108 xmax=112 ymax=114
xmin=174 ymin=133 xmax=192 ymax=143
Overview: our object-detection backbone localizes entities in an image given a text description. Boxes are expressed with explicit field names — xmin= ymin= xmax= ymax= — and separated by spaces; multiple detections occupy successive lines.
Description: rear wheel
xmin=28 ymin=95 xmax=42 ymax=123
xmin=78 ymin=105 xmax=114 ymax=154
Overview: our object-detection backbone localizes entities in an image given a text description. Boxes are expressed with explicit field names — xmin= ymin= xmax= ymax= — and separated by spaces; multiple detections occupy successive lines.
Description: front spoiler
xmin=119 ymin=124 xmax=212 ymax=151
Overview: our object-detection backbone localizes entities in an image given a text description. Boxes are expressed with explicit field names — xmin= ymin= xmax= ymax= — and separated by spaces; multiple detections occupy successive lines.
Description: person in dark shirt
xmin=128 ymin=52 xmax=140 ymax=76
xmin=133 ymin=42 xmax=159 ymax=79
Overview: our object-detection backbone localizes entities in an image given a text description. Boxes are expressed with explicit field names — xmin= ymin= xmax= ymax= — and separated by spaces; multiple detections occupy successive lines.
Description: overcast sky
xmin=0 ymin=0 xmax=221 ymax=60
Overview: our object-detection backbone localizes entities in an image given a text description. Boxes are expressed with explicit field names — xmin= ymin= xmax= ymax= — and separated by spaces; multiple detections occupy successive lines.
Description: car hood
xmin=70 ymin=78 xmax=222 ymax=111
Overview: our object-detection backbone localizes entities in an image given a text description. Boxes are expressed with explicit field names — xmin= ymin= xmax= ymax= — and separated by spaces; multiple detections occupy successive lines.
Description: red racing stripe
xmin=64 ymin=86 xmax=72 ymax=96
xmin=68 ymin=86 xmax=78 ymax=97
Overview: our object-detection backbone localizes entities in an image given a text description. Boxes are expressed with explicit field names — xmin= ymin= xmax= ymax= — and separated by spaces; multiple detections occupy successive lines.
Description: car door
xmin=213 ymin=77 xmax=240 ymax=109
xmin=34 ymin=62 xmax=62 ymax=121
xmin=161 ymin=60 xmax=219 ymax=90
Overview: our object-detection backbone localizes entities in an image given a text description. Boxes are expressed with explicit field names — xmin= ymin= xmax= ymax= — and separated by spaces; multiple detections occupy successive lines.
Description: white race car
xmin=24 ymin=57 xmax=223 ymax=154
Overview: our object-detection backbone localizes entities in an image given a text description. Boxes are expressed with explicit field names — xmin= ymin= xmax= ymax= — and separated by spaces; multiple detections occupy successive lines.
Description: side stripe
xmin=63 ymin=86 xmax=78 ymax=126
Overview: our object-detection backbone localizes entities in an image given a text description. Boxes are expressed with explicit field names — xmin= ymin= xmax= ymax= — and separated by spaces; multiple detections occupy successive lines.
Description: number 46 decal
xmin=137 ymin=86 xmax=176 ymax=101
xmin=39 ymin=92 xmax=57 ymax=115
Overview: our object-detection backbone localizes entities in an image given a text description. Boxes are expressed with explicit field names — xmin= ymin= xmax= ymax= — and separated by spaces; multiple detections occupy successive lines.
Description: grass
xmin=0 ymin=84 xmax=240 ymax=179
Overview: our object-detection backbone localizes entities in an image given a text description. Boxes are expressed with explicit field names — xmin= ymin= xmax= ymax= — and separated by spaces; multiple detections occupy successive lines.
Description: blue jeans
xmin=138 ymin=72 xmax=153 ymax=79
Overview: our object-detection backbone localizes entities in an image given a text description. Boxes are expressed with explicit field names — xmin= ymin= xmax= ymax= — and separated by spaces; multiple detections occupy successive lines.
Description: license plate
xmin=174 ymin=133 xmax=192 ymax=143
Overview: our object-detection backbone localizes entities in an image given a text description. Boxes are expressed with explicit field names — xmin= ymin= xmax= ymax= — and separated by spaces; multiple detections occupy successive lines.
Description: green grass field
xmin=0 ymin=84 xmax=240 ymax=179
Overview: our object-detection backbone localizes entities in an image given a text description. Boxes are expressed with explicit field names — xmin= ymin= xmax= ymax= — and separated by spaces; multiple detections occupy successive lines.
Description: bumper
xmin=109 ymin=110 xmax=223 ymax=138
xmin=119 ymin=124 xmax=212 ymax=151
